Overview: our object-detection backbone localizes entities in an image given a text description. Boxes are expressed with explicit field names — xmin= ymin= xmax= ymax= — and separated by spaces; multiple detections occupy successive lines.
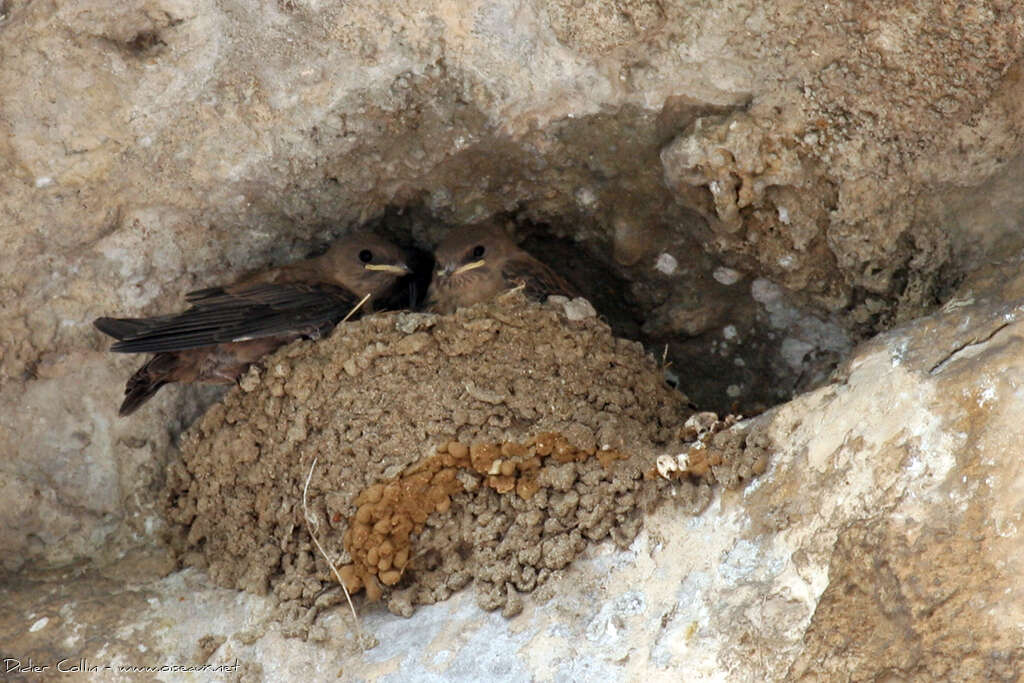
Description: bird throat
xmin=431 ymin=265 xmax=498 ymax=314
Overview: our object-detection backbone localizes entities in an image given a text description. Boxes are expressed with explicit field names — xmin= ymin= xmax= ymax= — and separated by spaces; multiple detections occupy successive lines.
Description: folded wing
xmin=500 ymin=256 xmax=579 ymax=301
xmin=94 ymin=282 xmax=364 ymax=353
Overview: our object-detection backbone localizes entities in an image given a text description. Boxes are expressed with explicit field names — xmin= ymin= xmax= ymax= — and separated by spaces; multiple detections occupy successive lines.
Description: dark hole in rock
xmin=125 ymin=30 xmax=166 ymax=55
xmin=348 ymin=204 xmax=854 ymax=416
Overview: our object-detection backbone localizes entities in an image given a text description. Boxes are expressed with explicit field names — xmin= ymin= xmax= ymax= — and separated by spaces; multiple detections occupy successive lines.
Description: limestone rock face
xmin=743 ymin=261 xmax=1024 ymax=680
xmin=2 ymin=0 xmax=1024 ymax=678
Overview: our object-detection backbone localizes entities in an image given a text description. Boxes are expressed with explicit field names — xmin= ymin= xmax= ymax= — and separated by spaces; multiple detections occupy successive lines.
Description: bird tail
xmin=94 ymin=316 xmax=151 ymax=341
xmin=119 ymin=353 xmax=177 ymax=416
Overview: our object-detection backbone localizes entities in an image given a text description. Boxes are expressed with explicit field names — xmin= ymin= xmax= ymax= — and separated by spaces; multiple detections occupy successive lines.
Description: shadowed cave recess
xmin=274 ymin=99 xmax=962 ymax=419
xmin=363 ymin=206 xmax=826 ymax=417
xmin=339 ymin=175 xmax=953 ymax=419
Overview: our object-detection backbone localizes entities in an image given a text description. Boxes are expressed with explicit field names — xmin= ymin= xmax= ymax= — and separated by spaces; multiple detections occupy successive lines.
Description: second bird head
xmin=427 ymin=224 xmax=520 ymax=313
xmin=324 ymin=232 xmax=412 ymax=295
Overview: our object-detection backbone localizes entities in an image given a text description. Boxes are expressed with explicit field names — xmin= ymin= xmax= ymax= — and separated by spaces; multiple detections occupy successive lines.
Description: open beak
xmin=364 ymin=262 xmax=412 ymax=275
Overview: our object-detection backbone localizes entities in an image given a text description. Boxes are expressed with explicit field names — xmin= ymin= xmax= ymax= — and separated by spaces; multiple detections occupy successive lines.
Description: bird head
xmin=326 ymin=232 xmax=411 ymax=296
xmin=432 ymin=224 xmax=516 ymax=281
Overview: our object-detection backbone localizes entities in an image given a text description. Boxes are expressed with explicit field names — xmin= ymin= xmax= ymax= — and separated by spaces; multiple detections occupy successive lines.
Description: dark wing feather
xmin=184 ymin=286 xmax=228 ymax=303
xmin=102 ymin=282 xmax=364 ymax=353
xmin=501 ymin=255 xmax=579 ymax=301
xmin=94 ymin=316 xmax=156 ymax=340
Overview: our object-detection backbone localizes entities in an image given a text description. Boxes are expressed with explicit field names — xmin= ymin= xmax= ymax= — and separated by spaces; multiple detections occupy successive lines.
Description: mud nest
xmin=163 ymin=294 xmax=770 ymax=623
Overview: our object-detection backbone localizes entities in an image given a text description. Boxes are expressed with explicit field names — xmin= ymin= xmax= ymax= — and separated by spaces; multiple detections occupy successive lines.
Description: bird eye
xmin=471 ymin=245 xmax=485 ymax=259
xmin=359 ymin=249 xmax=373 ymax=263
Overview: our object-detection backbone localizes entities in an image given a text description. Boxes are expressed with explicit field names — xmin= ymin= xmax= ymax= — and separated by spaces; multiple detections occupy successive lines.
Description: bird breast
xmin=430 ymin=268 xmax=499 ymax=314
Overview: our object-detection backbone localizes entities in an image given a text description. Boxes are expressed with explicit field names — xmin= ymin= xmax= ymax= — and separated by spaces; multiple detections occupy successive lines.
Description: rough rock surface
xmin=3 ymin=0 xmax=1024 ymax=678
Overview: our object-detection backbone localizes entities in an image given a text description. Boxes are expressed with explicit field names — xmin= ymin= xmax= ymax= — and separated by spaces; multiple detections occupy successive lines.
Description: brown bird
xmin=95 ymin=232 xmax=411 ymax=416
xmin=426 ymin=224 xmax=579 ymax=314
